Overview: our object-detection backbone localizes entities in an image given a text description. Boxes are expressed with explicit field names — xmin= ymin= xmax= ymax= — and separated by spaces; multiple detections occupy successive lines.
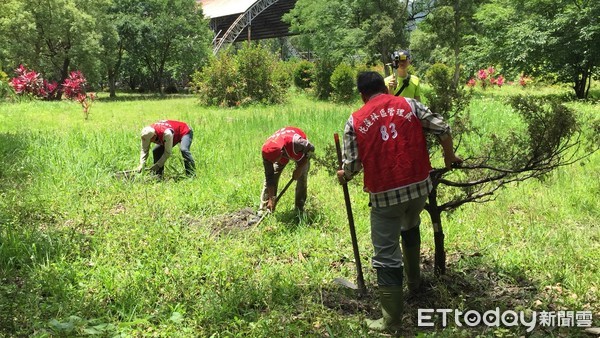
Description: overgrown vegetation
xmin=0 ymin=86 xmax=598 ymax=336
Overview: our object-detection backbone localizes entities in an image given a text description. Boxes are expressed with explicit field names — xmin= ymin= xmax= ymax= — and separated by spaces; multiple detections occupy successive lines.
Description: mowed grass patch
xmin=0 ymin=91 xmax=598 ymax=337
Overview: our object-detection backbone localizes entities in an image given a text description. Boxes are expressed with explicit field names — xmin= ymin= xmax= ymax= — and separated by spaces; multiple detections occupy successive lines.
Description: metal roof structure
xmin=197 ymin=0 xmax=297 ymax=54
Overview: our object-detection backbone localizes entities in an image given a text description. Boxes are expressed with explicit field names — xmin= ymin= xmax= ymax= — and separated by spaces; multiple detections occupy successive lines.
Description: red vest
xmin=352 ymin=94 xmax=431 ymax=193
xmin=151 ymin=120 xmax=190 ymax=145
xmin=265 ymin=127 xmax=307 ymax=165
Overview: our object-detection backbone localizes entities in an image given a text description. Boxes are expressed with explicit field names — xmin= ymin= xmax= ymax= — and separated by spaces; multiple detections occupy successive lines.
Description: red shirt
xmin=262 ymin=127 xmax=308 ymax=165
xmin=352 ymin=94 xmax=431 ymax=193
xmin=151 ymin=120 xmax=191 ymax=145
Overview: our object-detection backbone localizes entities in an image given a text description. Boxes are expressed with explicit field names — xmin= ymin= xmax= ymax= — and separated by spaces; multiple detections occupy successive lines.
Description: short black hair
xmin=357 ymin=71 xmax=387 ymax=97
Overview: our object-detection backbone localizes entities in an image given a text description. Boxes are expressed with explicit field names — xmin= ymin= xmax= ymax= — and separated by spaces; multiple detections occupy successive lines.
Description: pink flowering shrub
xmin=9 ymin=65 xmax=59 ymax=99
xmin=9 ymin=65 xmax=95 ymax=119
xmin=467 ymin=66 xmax=506 ymax=89
xmin=62 ymin=71 xmax=95 ymax=120
xmin=519 ymin=73 xmax=533 ymax=87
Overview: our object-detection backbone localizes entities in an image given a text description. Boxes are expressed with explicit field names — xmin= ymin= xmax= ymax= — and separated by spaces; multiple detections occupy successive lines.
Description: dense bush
xmin=330 ymin=63 xmax=356 ymax=103
xmin=424 ymin=63 xmax=471 ymax=119
xmin=313 ymin=58 xmax=335 ymax=100
xmin=293 ymin=60 xmax=314 ymax=89
xmin=192 ymin=51 xmax=241 ymax=107
xmin=236 ymin=44 xmax=283 ymax=104
xmin=192 ymin=44 xmax=287 ymax=107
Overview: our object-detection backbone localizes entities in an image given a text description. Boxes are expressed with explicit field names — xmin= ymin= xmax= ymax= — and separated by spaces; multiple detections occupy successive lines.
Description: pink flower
xmin=496 ymin=75 xmax=505 ymax=87
xmin=477 ymin=69 xmax=488 ymax=80
xmin=467 ymin=78 xmax=477 ymax=87
xmin=487 ymin=66 xmax=495 ymax=75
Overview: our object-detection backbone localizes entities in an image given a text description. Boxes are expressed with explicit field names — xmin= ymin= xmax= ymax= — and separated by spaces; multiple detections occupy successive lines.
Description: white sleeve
xmin=139 ymin=137 xmax=151 ymax=168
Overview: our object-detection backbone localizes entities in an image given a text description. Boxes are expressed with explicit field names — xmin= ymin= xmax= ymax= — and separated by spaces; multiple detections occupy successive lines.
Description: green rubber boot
xmin=402 ymin=240 xmax=421 ymax=293
xmin=366 ymin=285 xmax=404 ymax=332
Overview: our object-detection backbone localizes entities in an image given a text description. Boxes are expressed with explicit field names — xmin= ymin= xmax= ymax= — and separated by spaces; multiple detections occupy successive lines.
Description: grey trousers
xmin=259 ymin=161 xmax=310 ymax=211
xmin=370 ymin=195 xmax=428 ymax=268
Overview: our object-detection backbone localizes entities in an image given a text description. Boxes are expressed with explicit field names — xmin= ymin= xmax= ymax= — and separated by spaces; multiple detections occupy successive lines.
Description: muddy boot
xmin=401 ymin=226 xmax=421 ymax=294
xmin=366 ymin=267 xmax=403 ymax=332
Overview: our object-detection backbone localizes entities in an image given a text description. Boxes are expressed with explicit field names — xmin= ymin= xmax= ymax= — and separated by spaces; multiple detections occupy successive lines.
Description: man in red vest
xmin=336 ymin=72 xmax=461 ymax=332
xmin=137 ymin=120 xmax=196 ymax=177
xmin=260 ymin=127 xmax=315 ymax=214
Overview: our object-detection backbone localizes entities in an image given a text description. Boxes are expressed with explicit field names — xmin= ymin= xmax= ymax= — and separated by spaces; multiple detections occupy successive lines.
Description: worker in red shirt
xmin=260 ymin=127 xmax=315 ymax=214
xmin=137 ymin=120 xmax=196 ymax=178
xmin=337 ymin=72 xmax=461 ymax=332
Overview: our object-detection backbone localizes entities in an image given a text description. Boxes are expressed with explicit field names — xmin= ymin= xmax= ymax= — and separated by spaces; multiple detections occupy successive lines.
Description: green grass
xmin=0 ymin=90 xmax=598 ymax=337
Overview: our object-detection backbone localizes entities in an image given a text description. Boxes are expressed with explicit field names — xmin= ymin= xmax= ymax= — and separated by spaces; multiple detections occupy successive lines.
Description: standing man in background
xmin=260 ymin=127 xmax=315 ymax=215
xmin=337 ymin=71 xmax=461 ymax=332
xmin=384 ymin=50 xmax=421 ymax=101
xmin=137 ymin=120 xmax=196 ymax=178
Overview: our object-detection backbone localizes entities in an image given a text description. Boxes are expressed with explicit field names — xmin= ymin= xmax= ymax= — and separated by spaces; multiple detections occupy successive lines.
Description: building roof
xmin=198 ymin=0 xmax=257 ymax=18
xmin=198 ymin=0 xmax=297 ymax=45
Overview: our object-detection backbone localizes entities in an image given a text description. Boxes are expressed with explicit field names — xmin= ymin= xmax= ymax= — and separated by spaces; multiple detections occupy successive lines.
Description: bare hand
xmin=444 ymin=155 xmax=463 ymax=169
xmin=336 ymin=169 xmax=348 ymax=185
xmin=292 ymin=167 xmax=303 ymax=180
xmin=267 ymin=197 xmax=276 ymax=212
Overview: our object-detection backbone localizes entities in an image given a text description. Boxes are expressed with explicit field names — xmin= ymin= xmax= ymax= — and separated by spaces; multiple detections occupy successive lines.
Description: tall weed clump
xmin=330 ymin=63 xmax=356 ymax=103
xmin=192 ymin=44 xmax=287 ymax=107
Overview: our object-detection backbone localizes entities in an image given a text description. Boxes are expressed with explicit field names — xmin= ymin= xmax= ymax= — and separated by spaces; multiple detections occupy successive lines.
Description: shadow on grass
xmin=95 ymin=93 xmax=196 ymax=102
xmin=0 ymin=203 xmax=95 ymax=336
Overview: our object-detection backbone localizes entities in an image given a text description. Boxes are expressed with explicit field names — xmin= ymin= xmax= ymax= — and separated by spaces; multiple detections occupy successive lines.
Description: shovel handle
xmin=334 ymin=133 xmax=366 ymax=295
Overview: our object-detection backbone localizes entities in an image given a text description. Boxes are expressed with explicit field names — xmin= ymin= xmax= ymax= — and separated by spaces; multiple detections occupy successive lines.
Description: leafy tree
xmin=113 ymin=0 xmax=212 ymax=94
xmin=284 ymin=0 xmax=408 ymax=64
xmin=422 ymin=66 xmax=597 ymax=273
xmin=0 ymin=0 xmax=109 ymax=97
xmin=471 ymin=0 xmax=600 ymax=99
xmin=410 ymin=0 xmax=483 ymax=89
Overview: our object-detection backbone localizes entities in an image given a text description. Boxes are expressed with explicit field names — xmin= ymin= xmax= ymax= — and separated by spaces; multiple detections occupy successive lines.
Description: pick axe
xmin=333 ymin=133 xmax=366 ymax=296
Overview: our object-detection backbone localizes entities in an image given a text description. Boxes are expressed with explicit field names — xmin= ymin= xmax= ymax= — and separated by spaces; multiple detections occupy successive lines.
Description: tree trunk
xmin=425 ymin=178 xmax=446 ymax=275
xmin=57 ymin=57 xmax=70 ymax=100
xmin=573 ymin=66 xmax=591 ymax=99
xmin=108 ymin=71 xmax=117 ymax=98
xmin=452 ymin=0 xmax=461 ymax=90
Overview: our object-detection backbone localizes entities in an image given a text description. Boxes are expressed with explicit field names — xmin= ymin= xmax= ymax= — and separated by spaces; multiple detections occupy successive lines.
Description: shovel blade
xmin=333 ymin=277 xmax=358 ymax=290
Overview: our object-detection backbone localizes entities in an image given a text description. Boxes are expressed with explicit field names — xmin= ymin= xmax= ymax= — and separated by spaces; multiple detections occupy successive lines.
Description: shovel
xmin=254 ymin=177 xmax=294 ymax=226
xmin=334 ymin=133 xmax=367 ymax=296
